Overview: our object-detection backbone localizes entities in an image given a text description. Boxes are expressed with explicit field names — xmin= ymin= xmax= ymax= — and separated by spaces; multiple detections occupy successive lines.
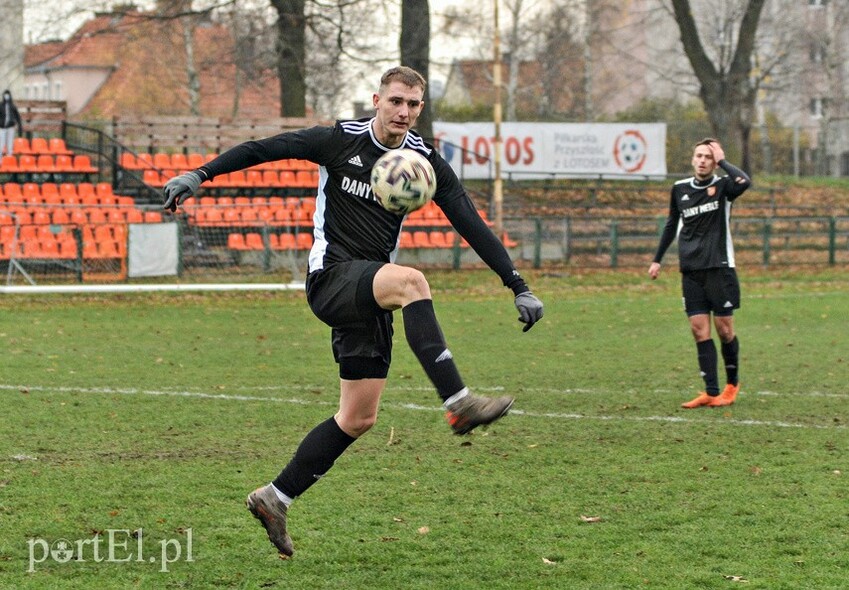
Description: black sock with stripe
xmin=696 ymin=339 xmax=720 ymax=395
xmin=402 ymin=299 xmax=465 ymax=402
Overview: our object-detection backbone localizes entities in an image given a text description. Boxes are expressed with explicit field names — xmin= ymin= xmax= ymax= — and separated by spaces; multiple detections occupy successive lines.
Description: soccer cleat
xmin=709 ymin=383 xmax=740 ymax=407
xmin=445 ymin=393 xmax=514 ymax=435
xmin=680 ymin=392 xmax=717 ymax=409
xmin=246 ymin=484 xmax=294 ymax=557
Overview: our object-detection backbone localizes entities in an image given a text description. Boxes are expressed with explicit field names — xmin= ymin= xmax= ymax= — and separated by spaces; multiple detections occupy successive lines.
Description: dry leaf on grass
xmin=580 ymin=515 xmax=602 ymax=523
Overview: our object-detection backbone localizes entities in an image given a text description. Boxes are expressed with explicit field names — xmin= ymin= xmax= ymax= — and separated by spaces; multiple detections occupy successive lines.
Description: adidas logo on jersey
xmin=348 ymin=155 xmax=363 ymax=167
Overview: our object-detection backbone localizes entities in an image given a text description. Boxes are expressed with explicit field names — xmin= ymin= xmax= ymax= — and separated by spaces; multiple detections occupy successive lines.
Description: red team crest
xmin=707 ymin=186 xmax=716 ymax=197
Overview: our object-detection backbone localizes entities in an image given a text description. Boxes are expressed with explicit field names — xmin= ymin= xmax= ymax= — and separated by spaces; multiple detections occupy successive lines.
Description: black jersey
xmin=197 ymin=117 xmax=526 ymax=292
xmin=653 ymin=160 xmax=751 ymax=272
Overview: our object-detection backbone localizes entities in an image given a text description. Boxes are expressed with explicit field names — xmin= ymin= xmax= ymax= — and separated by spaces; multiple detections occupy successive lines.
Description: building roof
xmin=24 ymin=9 xmax=281 ymax=120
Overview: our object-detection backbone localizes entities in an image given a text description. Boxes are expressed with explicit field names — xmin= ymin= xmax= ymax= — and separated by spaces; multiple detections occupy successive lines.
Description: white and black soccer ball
xmin=370 ymin=149 xmax=436 ymax=215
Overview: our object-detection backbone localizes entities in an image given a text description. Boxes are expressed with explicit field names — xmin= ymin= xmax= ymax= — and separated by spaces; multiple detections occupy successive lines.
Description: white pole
xmin=493 ymin=0 xmax=503 ymax=239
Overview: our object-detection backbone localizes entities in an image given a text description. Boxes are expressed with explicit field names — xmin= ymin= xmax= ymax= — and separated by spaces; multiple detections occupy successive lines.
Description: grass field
xmin=1 ymin=267 xmax=847 ymax=589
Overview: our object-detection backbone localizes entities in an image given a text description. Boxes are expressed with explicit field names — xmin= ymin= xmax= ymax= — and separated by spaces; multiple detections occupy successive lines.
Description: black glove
xmin=163 ymin=171 xmax=203 ymax=212
xmin=515 ymin=291 xmax=544 ymax=332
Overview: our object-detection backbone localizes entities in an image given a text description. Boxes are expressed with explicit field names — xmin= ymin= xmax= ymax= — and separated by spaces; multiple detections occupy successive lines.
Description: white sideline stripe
xmin=2 ymin=384 xmax=844 ymax=430
xmin=0 ymin=282 xmax=306 ymax=294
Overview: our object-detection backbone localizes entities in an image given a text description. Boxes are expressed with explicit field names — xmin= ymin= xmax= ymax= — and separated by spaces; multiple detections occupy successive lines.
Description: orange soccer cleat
xmin=708 ymin=383 xmax=740 ymax=407
xmin=681 ymin=392 xmax=717 ymax=409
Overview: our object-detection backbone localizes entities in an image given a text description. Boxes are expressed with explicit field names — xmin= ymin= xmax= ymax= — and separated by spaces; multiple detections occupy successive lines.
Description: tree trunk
xmin=401 ymin=0 xmax=432 ymax=139
xmin=181 ymin=15 xmax=201 ymax=116
xmin=270 ymin=0 xmax=307 ymax=117
xmin=670 ymin=0 xmax=767 ymax=168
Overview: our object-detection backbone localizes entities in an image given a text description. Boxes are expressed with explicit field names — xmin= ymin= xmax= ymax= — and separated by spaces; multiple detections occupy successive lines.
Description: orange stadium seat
xmin=36 ymin=154 xmax=56 ymax=173
xmin=170 ymin=153 xmax=189 ymax=170
xmin=153 ymin=153 xmax=171 ymax=170
xmin=1 ymin=155 xmax=18 ymax=172
xmin=187 ymin=153 xmax=205 ymax=168
xmin=88 ymin=208 xmax=107 ymax=224
xmin=17 ymin=155 xmax=38 ymax=173
xmin=73 ymin=155 xmax=98 ymax=173
xmin=143 ymin=169 xmax=162 ymax=186
xmin=261 ymin=170 xmax=279 ymax=187
xmin=69 ymin=209 xmax=88 ymax=225
xmin=96 ymin=183 xmax=114 ymax=199
xmin=125 ymin=209 xmax=144 ymax=224
xmin=52 ymin=208 xmax=71 ymax=225
xmin=136 ymin=153 xmax=153 ymax=168
xmin=227 ymin=233 xmax=246 ymax=250
xmin=295 ymin=232 xmax=312 ymax=250
xmin=31 ymin=210 xmax=52 ymax=225
xmin=107 ymin=209 xmax=125 ymax=224
xmin=4 ymin=182 xmax=22 ymax=201
xmin=54 ymin=154 xmax=74 ymax=173
xmin=244 ymin=233 xmax=264 ymax=250
xmin=428 ymin=231 xmax=451 ymax=248
xmin=22 ymin=183 xmax=41 ymax=204
xmin=12 ymin=137 xmax=31 ymax=154
xmin=413 ymin=231 xmax=431 ymax=248
xmin=49 ymin=138 xmax=73 ymax=155
xmin=143 ymin=211 xmax=162 ymax=223
xmin=30 ymin=137 xmax=50 ymax=154
xmin=275 ymin=233 xmax=296 ymax=250
xmin=77 ymin=182 xmax=96 ymax=200
xmin=120 ymin=152 xmax=138 ymax=169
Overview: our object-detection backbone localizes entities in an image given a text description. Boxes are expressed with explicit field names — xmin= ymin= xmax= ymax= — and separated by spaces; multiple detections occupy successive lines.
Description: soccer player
xmin=648 ymin=138 xmax=751 ymax=409
xmin=162 ymin=66 xmax=544 ymax=556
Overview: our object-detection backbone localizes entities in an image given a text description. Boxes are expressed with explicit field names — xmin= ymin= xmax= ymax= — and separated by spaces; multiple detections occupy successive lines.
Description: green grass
xmin=1 ymin=267 xmax=848 ymax=589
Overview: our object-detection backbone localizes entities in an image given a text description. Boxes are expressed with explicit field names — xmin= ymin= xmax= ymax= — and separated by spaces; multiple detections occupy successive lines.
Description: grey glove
xmin=163 ymin=171 xmax=203 ymax=212
xmin=515 ymin=291 xmax=544 ymax=332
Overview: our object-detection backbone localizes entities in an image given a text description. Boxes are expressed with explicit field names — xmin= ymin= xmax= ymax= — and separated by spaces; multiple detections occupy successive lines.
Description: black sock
xmin=721 ymin=337 xmax=740 ymax=386
xmin=272 ymin=417 xmax=356 ymax=499
xmin=696 ymin=339 xmax=720 ymax=395
xmin=402 ymin=299 xmax=465 ymax=402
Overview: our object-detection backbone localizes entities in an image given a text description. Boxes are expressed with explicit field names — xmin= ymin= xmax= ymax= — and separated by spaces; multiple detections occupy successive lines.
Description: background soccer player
xmin=162 ymin=66 xmax=543 ymax=556
xmin=648 ymin=138 xmax=751 ymax=409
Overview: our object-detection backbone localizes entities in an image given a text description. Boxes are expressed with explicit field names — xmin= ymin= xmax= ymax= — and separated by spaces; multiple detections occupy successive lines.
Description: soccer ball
xmin=370 ymin=149 xmax=436 ymax=215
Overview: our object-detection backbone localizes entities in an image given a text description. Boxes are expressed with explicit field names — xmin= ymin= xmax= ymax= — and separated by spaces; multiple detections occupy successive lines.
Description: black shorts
xmin=681 ymin=268 xmax=740 ymax=317
xmin=305 ymin=260 xmax=393 ymax=379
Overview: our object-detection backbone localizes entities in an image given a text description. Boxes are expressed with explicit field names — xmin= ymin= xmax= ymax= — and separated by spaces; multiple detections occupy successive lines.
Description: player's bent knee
xmin=337 ymin=414 xmax=377 ymax=438
xmin=399 ymin=267 xmax=431 ymax=301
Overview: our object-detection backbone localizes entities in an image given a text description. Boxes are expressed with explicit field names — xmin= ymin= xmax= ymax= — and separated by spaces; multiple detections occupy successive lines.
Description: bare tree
xmin=401 ymin=0 xmax=432 ymax=138
xmin=270 ymin=0 xmax=307 ymax=117
xmin=669 ymin=0 xmax=767 ymax=169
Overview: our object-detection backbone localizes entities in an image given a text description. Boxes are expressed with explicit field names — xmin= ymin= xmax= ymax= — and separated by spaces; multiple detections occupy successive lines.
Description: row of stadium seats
xmin=1 ymin=181 xmax=128 ymax=206
xmin=121 ymin=152 xmax=317 ymax=173
xmin=1 ymin=206 xmax=162 ymax=226
xmin=228 ymin=232 xmax=314 ymax=251
xmin=224 ymin=230 xmax=481 ymax=252
xmin=0 ymin=154 xmax=98 ymax=175
xmin=6 ymin=137 xmax=74 ymax=156
xmin=191 ymin=206 xmax=312 ymax=227
xmin=1 ymin=224 xmax=127 ymax=260
xmin=140 ymin=168 xmax=319 ymax=189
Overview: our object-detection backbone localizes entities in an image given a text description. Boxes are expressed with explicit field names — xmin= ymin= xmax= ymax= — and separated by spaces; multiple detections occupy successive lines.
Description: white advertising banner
xmin=432 ymin=122 xmax=667 ymax=179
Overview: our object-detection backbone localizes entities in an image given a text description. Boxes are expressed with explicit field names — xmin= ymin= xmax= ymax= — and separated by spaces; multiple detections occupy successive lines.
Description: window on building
xmin=808 ymin=0 xmax=828 ymax=6
xmin=810 ymin=43 xmax=826 ymax=63
xmin=53 ymin=81 xmax=63 ymax=101
xmin=810 ymin=97 xmax=827 ymax=118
